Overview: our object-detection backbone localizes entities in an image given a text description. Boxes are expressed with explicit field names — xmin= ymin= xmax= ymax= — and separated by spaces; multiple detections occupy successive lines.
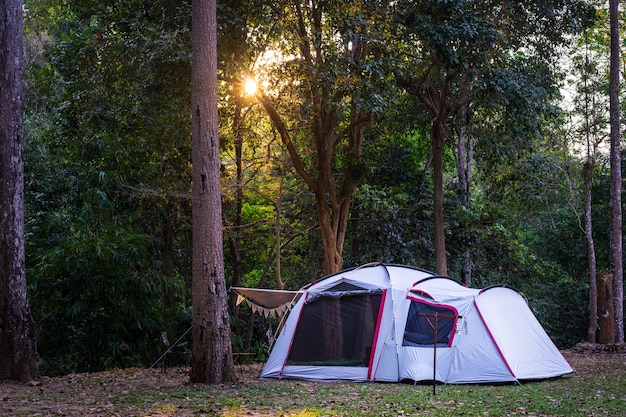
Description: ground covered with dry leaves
xmin=1 ymin=351 xmax=624 ymax=417
xmin=1 ymin=363 xmax=264 ymax=416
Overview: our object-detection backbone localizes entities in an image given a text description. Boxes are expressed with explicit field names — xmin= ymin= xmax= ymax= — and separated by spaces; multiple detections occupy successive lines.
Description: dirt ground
xmin=0 ymin=363 xmax=266 ymax=417
xmin=0 ymin=352 xmax=623 ymax=417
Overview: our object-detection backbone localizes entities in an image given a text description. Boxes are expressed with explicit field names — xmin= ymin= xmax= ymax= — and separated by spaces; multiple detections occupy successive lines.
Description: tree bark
xmin=432 ymin=119 xmax=448 ymax=276
xmin=608 ymin=0 xmax=623 ymax=343
xmin=580 ymin=36 xmax=599 ymax=343
xmin=0 ymin=0 xmax=40 ymax=382
xmin=189 ymin=0 xmax=236 ymax=384
xmin=597 ymin=273 xmax=614 ymax=344
xmin=454 ymin=78 xmax=473 ymax=285
xmin=584 ymin=163 xmax=598 ymax=343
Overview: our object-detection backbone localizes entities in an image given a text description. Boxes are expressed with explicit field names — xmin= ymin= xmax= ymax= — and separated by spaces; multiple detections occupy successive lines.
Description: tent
xmin=258 ymin=263 xmax=574 ymax=384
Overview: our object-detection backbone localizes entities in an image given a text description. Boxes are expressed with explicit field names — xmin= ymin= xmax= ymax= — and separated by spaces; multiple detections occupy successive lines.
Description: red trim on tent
xmin=280 ymin=291 xmax=309 ymax=378
xmin=406 ymin=296 xmax=459 ymax=347
xmin=367 ymin=289 xmax=387 ymax=380
xmin=473 ymin=299 xmax=516 ymax=379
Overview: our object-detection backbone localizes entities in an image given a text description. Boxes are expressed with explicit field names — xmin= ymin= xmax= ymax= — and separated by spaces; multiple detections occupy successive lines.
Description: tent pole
xmin=418 ymin=312 xmax=461 ymax=395
xmin=148 ymin=325 xmax=194 ymax=370
xmin=433 ymin=316 xmax=437 ymax=395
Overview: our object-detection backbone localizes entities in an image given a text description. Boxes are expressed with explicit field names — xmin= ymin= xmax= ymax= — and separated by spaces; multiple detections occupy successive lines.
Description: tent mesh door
xmin=286 ymin=293 xmax=382 ymax=366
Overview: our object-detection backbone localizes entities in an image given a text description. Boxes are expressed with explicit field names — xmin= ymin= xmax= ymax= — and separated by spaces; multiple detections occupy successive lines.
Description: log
xmin=570 ymin=342 xmax=626 ymax=354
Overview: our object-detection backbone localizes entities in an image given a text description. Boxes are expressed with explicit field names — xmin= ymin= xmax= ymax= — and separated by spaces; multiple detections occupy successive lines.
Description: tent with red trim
xmin=259 ymin=263 xmax=573 ymax=384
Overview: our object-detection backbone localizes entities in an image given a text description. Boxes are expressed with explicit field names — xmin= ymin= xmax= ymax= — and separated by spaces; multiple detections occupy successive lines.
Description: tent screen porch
xmin=286 ymin=292 xmax=383 ymax=366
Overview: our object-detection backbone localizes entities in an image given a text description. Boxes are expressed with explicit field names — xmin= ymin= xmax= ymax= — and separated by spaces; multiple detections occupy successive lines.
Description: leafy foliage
xmin=24 ymin=0 xmax=193 ymax=373
xmin=19 ymin=0 xmax=618 ymax=372
xmin=346 ymin=129 xmax=437 ymax=269
xmin=31 ymin=202 xmax=187 ymax=374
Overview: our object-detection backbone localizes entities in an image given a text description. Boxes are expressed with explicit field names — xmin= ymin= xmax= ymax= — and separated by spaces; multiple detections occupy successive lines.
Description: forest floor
xmin=1 ymin=350 xmax=625 ymax=417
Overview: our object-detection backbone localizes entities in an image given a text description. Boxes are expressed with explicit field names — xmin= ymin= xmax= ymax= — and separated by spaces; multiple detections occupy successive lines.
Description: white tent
xmin=259 ymin=263 xmax=573 ymax=384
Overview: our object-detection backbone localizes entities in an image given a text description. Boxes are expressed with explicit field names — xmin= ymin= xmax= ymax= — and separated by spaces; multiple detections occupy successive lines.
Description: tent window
xmin=403 ymin=299 xmax=457 ymax=347
xmin=326 ymin=282 xmax=363 ymax=291
xmin=286 ymin=292 xmax=382 ymax=366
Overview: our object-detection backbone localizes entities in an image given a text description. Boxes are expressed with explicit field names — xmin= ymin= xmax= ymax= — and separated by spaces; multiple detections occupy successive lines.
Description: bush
xmin=31 ymin=220 xmax=188 ymax=375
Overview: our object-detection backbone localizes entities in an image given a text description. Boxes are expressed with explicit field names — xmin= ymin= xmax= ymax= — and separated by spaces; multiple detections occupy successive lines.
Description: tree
xmin=253 ymin=0 xmax=393 ymax=275
xmin=189 ymin=0 xmax=236 ymax=383
xmin=24 ymin=0 xmax=192 ymax=373
xmin=608 ymin=0 xmax=623 ymax=343
xmin=0 ymin=0 xmax=40 ymax=381
xmin=566 ymin=14 xmax=610 ymax=343
xmin=453 ymin=78 xmax=474 ymax=285
xmin=580 ymin=50 xmax=602 ymax=343
xmin=218 ymin=0 xmax=277 ymax=314
xmin=395 ymin=0 xmax=591 ymax=276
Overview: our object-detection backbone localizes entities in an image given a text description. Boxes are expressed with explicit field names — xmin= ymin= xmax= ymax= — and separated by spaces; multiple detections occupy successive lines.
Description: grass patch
xmin=209 ymin=376 xmax=624 ymax=416
xmin=2 ymin=354 xmax=625 ymax=416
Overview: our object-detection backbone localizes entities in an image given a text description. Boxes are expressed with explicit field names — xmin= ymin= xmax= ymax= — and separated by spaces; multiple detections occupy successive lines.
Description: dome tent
xmin=259 ymin=263 xmax=573 ymax=384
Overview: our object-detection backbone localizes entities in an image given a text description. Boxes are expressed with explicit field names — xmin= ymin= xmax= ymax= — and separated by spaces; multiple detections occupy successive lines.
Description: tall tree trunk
xmin=404 ymin=70 xmax=454 ymax=277
xmin=274 ymin=169 xmax=285 ymax=289
xmin=189 ymin=0 xmax=236 ymax=384
xmin=0 ymin=0 xmax=40 ymax=382
xmin=432 ymin=120 xmax=448 ymax=276
xmin=584 ymin=163 xmax=598 ymax=343
xmin=608 ymin=0 xmax=624 ymax=343
xmin=227 ymin=96 xmax=244 ymax=318
xmin=316 ymin=194 xmax=348 ymax=276
xmin=597 ymin=273 xmax=615 ymax=343
xmin=454 ymin=78 xmax=472 ymax=285
xmin=582 ymin=41 xmax=598 ymax=343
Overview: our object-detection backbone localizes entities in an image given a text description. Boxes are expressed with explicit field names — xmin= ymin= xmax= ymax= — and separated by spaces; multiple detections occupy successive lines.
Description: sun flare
xmin=243 ymin=77 xmax=258 ymax=96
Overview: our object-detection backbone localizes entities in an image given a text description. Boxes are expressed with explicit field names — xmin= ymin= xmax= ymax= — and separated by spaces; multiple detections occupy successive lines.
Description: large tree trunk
xmin=432 ymin=120 xmax=448 ymax=276
xmin=597 ymin=273 xmax=614 ymax=344
xmin=316 ymin=193 xmax=348 ymax=276
xmin=189 ymin=0 xmax=236 ymax=384
xmin=608 ymin=0 xmax=623 ymax=343
xmin=585 ymin=164 xmax=598 ymax=343
xmin=0 ymin=0 xmax=40 ymax=382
